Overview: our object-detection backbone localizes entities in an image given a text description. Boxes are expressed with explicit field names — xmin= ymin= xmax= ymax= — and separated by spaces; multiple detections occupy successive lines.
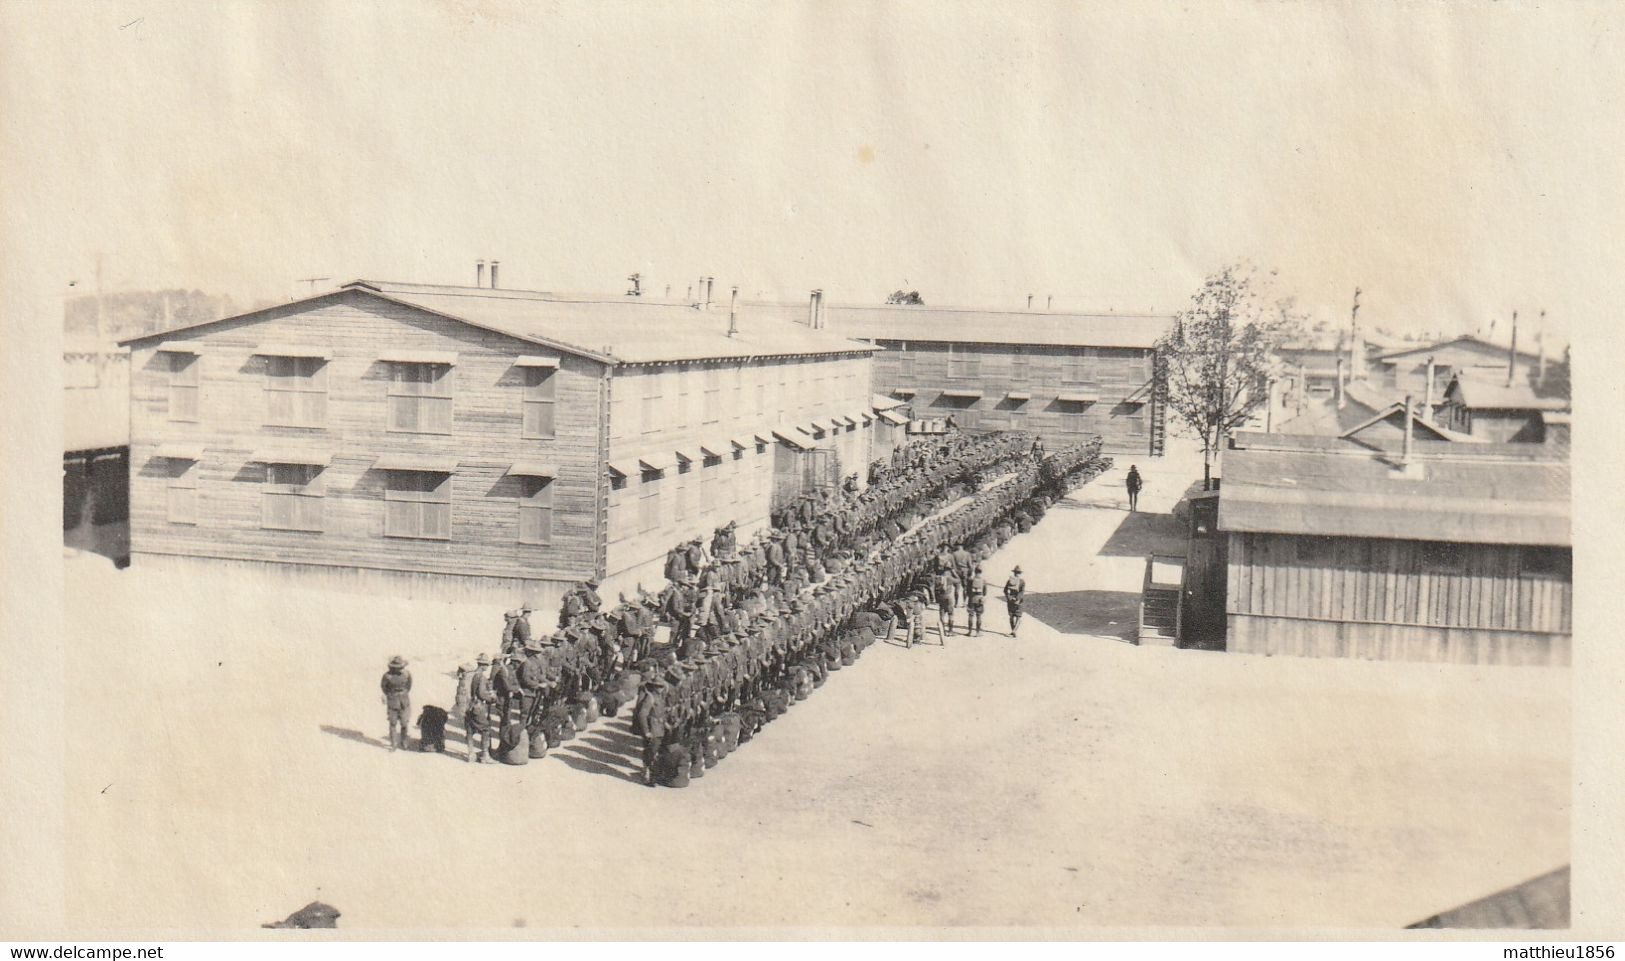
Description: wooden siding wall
xmin=128 ymin=292 xmax=605 ymax=590
xmin=603 ymin=353 xmax=874 ymax=582
xmin=1226 ymin=531 xmax=1572 ymax=665
xmin=867 ymin=340 xmax=1161 ymax=454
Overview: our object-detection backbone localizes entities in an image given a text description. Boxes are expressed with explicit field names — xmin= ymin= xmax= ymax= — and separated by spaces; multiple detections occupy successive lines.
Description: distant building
xmin=1372 ymin=334 xmax=1549 ymax=396
xmin=1438 ymin=374 xmax=1570 ymax=445
xmin=1216 ymin=431 xmax=1571 ymax=666
xmin=120 ymin=279 xmax=878 ymax=609
xmin=819 ymin=303 xmax=1174 ymax=454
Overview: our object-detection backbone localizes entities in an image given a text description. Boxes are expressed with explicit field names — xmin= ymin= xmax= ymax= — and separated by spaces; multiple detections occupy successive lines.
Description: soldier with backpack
xmin=965 ymin=564 xmax=988 ymax=636
xmin=1004 ymin=565 xmax=1027 ymax=636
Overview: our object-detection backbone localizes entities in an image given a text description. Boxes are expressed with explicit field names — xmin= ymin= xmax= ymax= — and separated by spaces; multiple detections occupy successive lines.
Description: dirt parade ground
xmin=61 ymin=456 xmax=1569 ymax=933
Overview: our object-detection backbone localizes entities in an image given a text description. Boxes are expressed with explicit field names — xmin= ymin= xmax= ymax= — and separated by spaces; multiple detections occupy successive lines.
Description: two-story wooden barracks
xmin=121 ymin=280 xmax=879 ymax=609
xmin=820 ymin=304 xmax=1174 ymax=455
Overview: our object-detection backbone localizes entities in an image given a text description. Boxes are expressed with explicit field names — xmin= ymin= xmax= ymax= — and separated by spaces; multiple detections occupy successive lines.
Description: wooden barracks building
xmin=121 ymin=277 xmax=878 ymax=609
xmin=818 ymin=303 xmax=1175 ymax=455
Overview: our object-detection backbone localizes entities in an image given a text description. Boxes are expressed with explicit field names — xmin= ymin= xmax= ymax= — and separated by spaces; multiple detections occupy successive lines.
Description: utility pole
xmin=1348 ymin=286 xmax=1363 ymax=382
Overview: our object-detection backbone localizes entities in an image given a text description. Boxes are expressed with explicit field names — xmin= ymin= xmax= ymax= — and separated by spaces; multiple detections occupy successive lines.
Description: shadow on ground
xmin=1024 ymin=589 xmax=1142 ymax=641
xmin=1096 ymin=510 xmax=1187 ymax=558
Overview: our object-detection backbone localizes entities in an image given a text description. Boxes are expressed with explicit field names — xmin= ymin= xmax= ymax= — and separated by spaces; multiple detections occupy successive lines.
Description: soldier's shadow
xmin=319 ymin=724 xmax=390 ymax=751
xmin=553 ymin=744 xmax=644 ymax=784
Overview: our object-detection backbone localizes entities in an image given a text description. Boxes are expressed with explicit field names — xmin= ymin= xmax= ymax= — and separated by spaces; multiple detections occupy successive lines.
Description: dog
xmin=414 ymin=705 xmax=448 ymax=753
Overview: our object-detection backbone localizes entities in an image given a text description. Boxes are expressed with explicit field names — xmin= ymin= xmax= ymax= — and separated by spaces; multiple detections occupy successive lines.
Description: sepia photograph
xmin=5 ymin=0 xmax=1622 ymax=948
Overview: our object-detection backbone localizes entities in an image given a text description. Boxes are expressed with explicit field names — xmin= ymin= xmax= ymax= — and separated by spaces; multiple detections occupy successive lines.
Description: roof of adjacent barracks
xmin=821 ymin=304 xmax=1175 ymax=349
xmin=122 ymin=281 xmax=878 ymax=366
xmin=1219 ymin=435 xmax=1571 ymax=547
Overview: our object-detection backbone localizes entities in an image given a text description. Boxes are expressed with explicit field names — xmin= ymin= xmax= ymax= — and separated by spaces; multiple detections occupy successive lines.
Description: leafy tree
xmin=886 ymin=289 xmax=925 ymax=305
xmin=1155 ymin=263 xmax=1301 ymax=488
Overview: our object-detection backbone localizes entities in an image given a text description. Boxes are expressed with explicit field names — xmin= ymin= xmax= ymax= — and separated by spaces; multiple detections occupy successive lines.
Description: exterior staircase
xmin=1138 ymin=553 xmax=1185 ymax=646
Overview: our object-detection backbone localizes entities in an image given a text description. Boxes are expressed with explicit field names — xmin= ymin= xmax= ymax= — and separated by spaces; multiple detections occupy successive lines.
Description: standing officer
xmin=1126 ymin=465 xmax=1143 ymax=512
xmin=951 ymin=542 xmax=975 ymax=602
xmin=1003 ymin=565 xmax=1027 ymax=636
xmin=933 ymin=567 xmax=958 ymax=641
xmin=380 ymin=656 xmax=412 ymax=752
xmin=633 ymin=677 xmax=669 ymax=786
xmin=965 ymin=565 xmax=988 ymax=636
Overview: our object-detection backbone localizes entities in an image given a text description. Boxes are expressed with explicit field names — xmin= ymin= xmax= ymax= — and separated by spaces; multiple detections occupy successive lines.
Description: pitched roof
xmin=1376 ymin=334 xmax=1542 ymax=365
xmin=1447 ymin=375 xmax=1570 ymax=411
xmin=1219 ymin=439 xmax=1570 ymax=546
xmin=1339 ymin=404 xmax=1483 ymax=444
xmin=821 ymin=304 xmax=1174 ymax=349
xmin=122 ymin=281 xmax=877 ymax=366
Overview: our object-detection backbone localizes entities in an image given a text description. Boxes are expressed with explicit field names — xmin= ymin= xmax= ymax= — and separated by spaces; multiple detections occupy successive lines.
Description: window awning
xmin=379 ymin=349 xmax=458 ymax=365
xmin=729 ymin=437 xmax=751 ymax=450
xmin=507 ymin=462 xmax=558 ymax=477
xmin=638 ymin=453 xmax=672 ymax=472
xmin=513 ymin=354 xmax=561 ymax=368
xmin=1006 ymin=391 xmax=1032 ymax=401
xmin=1057 ymin=391 xmax=1100 ymax=403
xmin=699 ymin=441 xmax=727 ymax=457
xmin=673 ymin=449 xmax=696 ymax=464
xmin=254 ymin=343 xmax=330 ymax=359
xmin=752 ymin=431 xmax=774 ymax=446
xmin=156 ymin=443 xmax=204 ymax=460
xmin=799 ymin=423 xmax=824 ymax=436
xmin=878 ymin=410 xmax=910 ymax=426
xmin=156 ymin=341 xmax=200 ymax=354
xmin=837 ymin=414 xmax=857 ymax=427
xmin=772 ymin=428 xmax=815 ymax=451
xmin=892 ymin=388 xmax=917 ymax=398
xmin=941 ymin=388 xmax=983 ymax=399
xmin=825 ymin=418 xmax=846 ymax=431
xmin=372 ymin=454 xmax=455 ymax=472
xmin=253 ymin=449 xmax=333 ymax=466
xmin=858 ymin=411 xmax=874 ymax=424
xmin=872 ymin=393 xmax=907 ymax=410
xmin=606 ymin=460 xmax=632 ymax=477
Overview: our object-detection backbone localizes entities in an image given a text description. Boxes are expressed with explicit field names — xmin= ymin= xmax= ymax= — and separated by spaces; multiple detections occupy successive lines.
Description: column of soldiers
xmin=425 ymin=431 xmax=1112 ymax=783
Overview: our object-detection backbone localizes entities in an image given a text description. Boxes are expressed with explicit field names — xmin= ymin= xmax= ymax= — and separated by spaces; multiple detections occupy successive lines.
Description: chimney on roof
xmin=808 ymin=289 xmax=820 ymax=329
xmin=728 ymin=286 xmax=739 ymax=337
xmin=1537 ymin=310 xmax=1547 ymax=384
xmin=1335 ymin=356 xmax=1346 ymax=409
xmin=1047 ymin=295 xmax=1052 ymax=310
xmin=476 ymin=260 xmax=486 ymax=287
xmin=1424 ymin=355 xmax=1437 ymax=413
xmin=490 ymin=260 xmax=500 ymax=289
xmin=1027 ymin=294 xmax=1033 ymax=309
xmin=1401 ymin=393 xmax=1416 ymax=467
xmin=697 ymin=277 xmax=707 ymax=309
xmin=706 ymin=277 xmax=715 ymax=309
xmin=1507 ymin=310 xmax=1518 ymax=386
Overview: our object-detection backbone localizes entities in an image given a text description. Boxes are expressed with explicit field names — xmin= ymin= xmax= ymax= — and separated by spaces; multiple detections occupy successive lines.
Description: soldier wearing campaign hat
xmin=380 ymin=656 xmax=412 ymax=752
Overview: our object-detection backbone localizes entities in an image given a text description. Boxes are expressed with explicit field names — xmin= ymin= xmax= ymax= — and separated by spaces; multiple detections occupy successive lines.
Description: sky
xmin=7 ymin=0 xmax=1622 ymax=344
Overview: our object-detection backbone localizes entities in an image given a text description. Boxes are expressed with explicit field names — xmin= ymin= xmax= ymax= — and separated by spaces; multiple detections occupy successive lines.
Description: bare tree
xmin=1156 ymin=263 xmax=1301 ymax=488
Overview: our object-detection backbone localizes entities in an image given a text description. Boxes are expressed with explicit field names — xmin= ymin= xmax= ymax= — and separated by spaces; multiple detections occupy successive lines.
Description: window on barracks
xmin=166 ymin=459 xmax=198 ymax=525
xmin=947 ymin=343 xmax=980 ymax=379
xmin=387 ymin=362 xmax=452 ymax=434
xmin=638 ymin=469 xmax=662 ymax=533
xmin=522 ymin=367 xmax=557 ymax=439
xmin=1011 ymin=348 xmax=1029 ymax=382
xmin=517 ymin=476 xmax=553 ymax=545
xmin=641 ymin=374 xmax=662 ymax=434
xmin=168 ymin=353 xmax=200 ymax=422
xmin=384 ymin=470 xmax=451 ymax=540
xmin=265 ymin=355 xmax=327 ymax=428
xmin=1062 ymin=352 xmax=1095 ymax=385
xmin=703 ymin=368 xmax=721 ymax=424
xmin=262 ymin=462 xmax=324 ymax=532
xmin=1519 ymin=546 xmax=1571 ymax=579
xmin=1419 ymin=540 xmax=1467 ymax=574
xmin=897 ymin=344 xmax=915 ymax=380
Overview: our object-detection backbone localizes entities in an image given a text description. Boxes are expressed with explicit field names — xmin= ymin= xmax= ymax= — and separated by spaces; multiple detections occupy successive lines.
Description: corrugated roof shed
xmin=822 ymin=304 xmax=1174 ymax=348
xmin=1219 ymin=439 xmax=1570 ymax=546
xmin=123 ymin=281 xmax=877 ymax=366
